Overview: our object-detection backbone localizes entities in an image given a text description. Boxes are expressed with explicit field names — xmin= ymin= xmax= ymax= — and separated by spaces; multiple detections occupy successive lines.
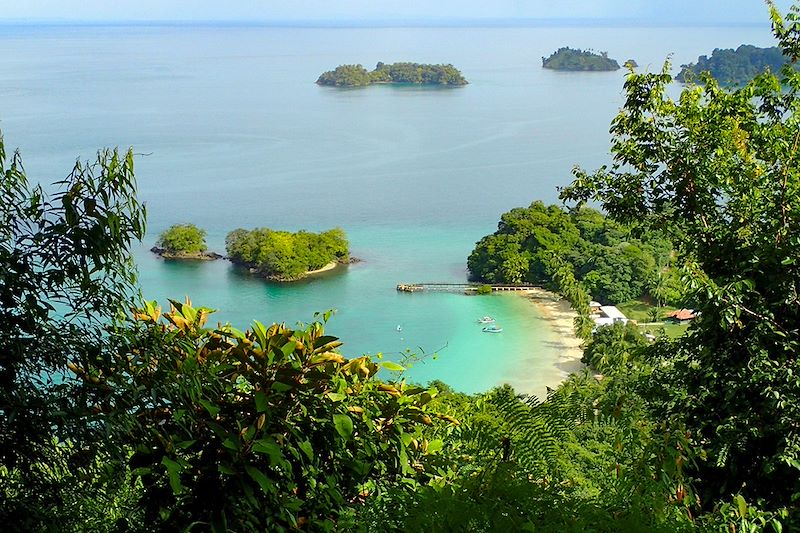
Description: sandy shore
xmin=306 ymin=261 xmax=339 ymax=276
xmin=525 ymin=288 xmax=585 ymax=385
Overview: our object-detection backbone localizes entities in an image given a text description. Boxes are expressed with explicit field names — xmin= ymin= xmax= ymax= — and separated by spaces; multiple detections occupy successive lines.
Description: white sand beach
xmin=498 ymin=288 xmax=586 ymax=398
xmin=305 ymin=261 xmax=339 ymax=276
xmin=526 ymin=289 xmax=585 ymax=390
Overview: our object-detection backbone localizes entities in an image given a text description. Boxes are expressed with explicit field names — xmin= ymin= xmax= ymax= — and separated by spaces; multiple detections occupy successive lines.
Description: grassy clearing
xmin=617 ymin=300 xmax=690 ymax=339
xmin=617 ymin=300 xmax=679 ymax=322
xmin=639 ymin=322 xmax=690 ymax=339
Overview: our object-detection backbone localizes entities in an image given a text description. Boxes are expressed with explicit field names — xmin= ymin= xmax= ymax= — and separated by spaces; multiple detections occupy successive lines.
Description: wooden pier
xmin=396 ymin=283 xmax=539 ymax=293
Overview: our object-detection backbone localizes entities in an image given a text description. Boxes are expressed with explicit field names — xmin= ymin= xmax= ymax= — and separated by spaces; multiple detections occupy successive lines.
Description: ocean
xmin=0 ymin=22 xmax=775 ymax=394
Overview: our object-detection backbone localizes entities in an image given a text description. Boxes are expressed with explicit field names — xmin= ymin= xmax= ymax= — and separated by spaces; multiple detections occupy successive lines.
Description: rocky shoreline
xmin=150 ymin=246 xmax=223 ymax=261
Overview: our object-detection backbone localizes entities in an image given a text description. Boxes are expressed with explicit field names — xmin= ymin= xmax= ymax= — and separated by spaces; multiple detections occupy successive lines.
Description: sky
xmin=0 ymin=0 xmax=792 ymax=25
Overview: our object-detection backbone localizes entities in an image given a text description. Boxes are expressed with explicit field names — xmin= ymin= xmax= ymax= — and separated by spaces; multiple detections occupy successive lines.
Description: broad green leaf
xmin=271 ymin=381 xmax=293 ymax=392
xmin=281 ymin=341 xmax=297 ymax=357
xmin=162 ymin=456 xmax=184 ymax=494
xmin=333 ymin=413 xmax=354 ymax=440
xmin=222 ymin=437 xmax=240 ymax=452
xmin=299 ymin=440 xmax=314 ymax=460
xmin=379 ymin=361 xmax=405 ymax=372
xmin=220 ymin=326 xmax=246 ymax=340
xmin=252 ymin=320 xmax=268 ymax=347
xmin=314 ymin=335 xmax=340 ymax=348
xmin=218 ymin=463 xmax=236 ymax=475
xmin=427 ymin=439 xmax=444 ymax=453
xmin=181 ymin=304 xmax=197 ymax=323
xmin=254 ymin=390 xmax=268 ymax=412
xmin=252 ymin=438 xmax=281 ymax=457
xmin=326 ymin=392 xmax=346 ymax=402
xmin=245 ymin=465 xmax=275 ymax=495
xmin=735 ymin=494 xmax=747 ymax=518
xmin=198 ymin=399 xmax=220 ymax=418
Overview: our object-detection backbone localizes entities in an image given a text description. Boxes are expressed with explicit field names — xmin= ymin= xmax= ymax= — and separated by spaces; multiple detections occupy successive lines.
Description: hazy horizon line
xmin=0 ymin=17 xmax=770 ymax=29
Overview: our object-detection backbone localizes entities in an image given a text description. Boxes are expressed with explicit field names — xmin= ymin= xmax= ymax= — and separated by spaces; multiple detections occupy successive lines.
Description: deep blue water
xmin=0 ymin=23 xmax=776 ymax=394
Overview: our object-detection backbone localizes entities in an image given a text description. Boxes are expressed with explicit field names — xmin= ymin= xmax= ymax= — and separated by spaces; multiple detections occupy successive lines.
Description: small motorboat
xmin=482 ymin=325 xmax=503 ymax=333
xmin=477 ymin=316 xmax=495 ymax=324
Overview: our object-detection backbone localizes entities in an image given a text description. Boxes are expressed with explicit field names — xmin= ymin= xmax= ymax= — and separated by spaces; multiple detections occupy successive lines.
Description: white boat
xmin=477 ymin=316 xmax=495 ymax=324
xmin=482 ymin=325 xmax=503 ymax=333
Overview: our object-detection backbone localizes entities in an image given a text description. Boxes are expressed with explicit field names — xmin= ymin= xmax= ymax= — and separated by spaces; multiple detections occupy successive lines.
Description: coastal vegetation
xmin=4 ymin=3 xmax=800 ymax=532
xmin=559 ymin=2 xmax=800 ymax=525
xmin=475 ymin=284 xmax=493 ymax=295
xmin=152 ymin=223 xmax=219 ymax=259
xmin=225 ymin=226 xmax=349 ymax=281
xmin=676 ymin=44 xmax=789 ymax=85
xmin=542 ymin=47 xmax=620 ymax=71
xmin=467 ymin=202 xmax=682 ymax=305
xmin=316 ymin=62 xmax=468 ymax=87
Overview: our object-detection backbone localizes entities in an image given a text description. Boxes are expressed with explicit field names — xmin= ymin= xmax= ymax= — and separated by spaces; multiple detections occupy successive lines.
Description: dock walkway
xmin=396 ymin=283 xmax=539 ymax=293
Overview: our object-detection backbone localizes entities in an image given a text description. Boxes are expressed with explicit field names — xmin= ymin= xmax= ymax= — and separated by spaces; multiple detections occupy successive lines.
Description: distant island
xmin=151 ymin=224 xmax=221 ymax=260
xmin=316 ymin=62 xmax=468 ymax=87
xmin=677 ymin=44 xmax=788 ymax=85
xmin=226 ymin=227 xmax=350 ymax=282
xmin=542 ymin=48 xmax=620 ymax=71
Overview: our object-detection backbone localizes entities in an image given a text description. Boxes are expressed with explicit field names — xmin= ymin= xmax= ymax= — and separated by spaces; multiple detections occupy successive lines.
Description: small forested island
xmin=542 ymin=47 xmax=620 ymax=71
xmin=468 ymin=202 xmax=681 ymax=305
xmin=316 ymin=62 xmax=468 ymax=87
xmin=676 ymin=44 xmax=788 ymax=85
xmin=225 ymin=227 xmax=350 ymax=281
xmin=151 ymin=223 xmax=221 ymax=260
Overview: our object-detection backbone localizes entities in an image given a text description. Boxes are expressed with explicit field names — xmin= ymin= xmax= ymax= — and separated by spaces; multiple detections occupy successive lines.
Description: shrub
xmin=101 ymin=301 xmax=447 ymax=530
xmin=156 ymin=223 xmax=207 ymax=254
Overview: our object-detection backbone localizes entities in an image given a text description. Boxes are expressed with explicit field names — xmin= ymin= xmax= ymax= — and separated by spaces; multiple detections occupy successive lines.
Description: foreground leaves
xmin=97 ymin=300 xmax=447 ymax=531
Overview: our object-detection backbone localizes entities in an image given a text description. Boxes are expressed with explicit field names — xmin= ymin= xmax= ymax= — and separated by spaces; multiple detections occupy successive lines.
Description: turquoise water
xmin=0 ymin=23 xmax=775 ymax=394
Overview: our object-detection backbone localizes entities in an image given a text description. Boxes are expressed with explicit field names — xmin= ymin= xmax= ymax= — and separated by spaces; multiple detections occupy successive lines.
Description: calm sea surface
xmin=0 ymin=23 xmax=775 ymax=394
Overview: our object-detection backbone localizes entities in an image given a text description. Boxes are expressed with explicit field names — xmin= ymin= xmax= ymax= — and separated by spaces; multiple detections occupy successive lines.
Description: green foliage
xmin=542 ymin=47 xmax=620 ymax=71
xmin=697 ymin=493 xmax=788 ymax=532
xmin=372 ymin=62 xmax=467 ymax=85
xmin=582 ymin=322 xmax=648 ymax=374
xmin=0 ymin=443 xmax=144 ymax=531
xmin=475 ymin=284 xmax=492 ymax=295
xmin=0 ymin=132 xmax=146 ymax=529
xmin=226 ymin=226 xmax=349 ymax=281
xmin=676 ymin=44 xmax=789 ymax=86
xmin=354 ymin=385 xmax=575 ymax=531
xmin=356 ymin=374 xmax=697 ymax=532
xmin=316 ymin=62 xmax=468 ymax=87
xmin=316 ymin=64 xmax=374 ymax=86
xmin=103 ymin=301 xmax=449 ymax=531
xmin=561 ymin=5 xmax=800 ymax=522
xmin=156 ymin=223 xmax=207 ymax=254
xmin=468 ymin=201 xmax=675 ymax=305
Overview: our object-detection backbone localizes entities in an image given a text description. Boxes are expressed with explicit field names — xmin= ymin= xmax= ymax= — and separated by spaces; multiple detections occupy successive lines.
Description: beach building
xmin=665 ymin=308 xmax=698 ymax=324
xmin=593 ymin=305 xmax=629 ymax=327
